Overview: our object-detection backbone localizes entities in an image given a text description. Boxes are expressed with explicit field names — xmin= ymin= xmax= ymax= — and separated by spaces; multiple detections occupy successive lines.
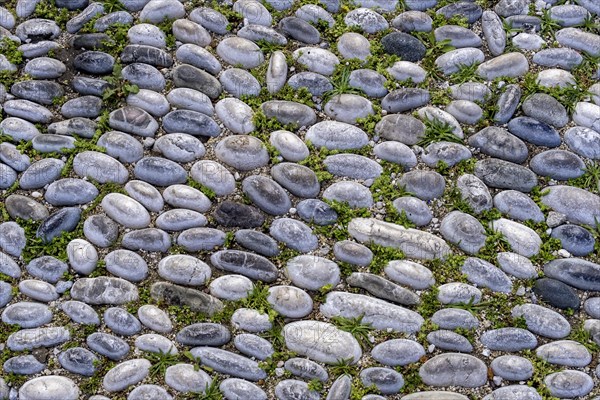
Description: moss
xmin=0 ymin=38 xmax=23 ymax=65
xmin=367 ymin=244 xmax=404 ymax=275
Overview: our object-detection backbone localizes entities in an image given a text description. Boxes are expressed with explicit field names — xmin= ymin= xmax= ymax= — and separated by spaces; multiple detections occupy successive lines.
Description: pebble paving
xmin=0 ymin=0 xmax=599 ymax=399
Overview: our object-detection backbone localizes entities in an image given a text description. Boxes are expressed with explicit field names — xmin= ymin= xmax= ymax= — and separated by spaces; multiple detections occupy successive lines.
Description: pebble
xmin=325 ymin=153 xmax=382 ymax=180
xmin=544 ymin=258 xmax=600 ymax=291
xmin=26 ymin=256 xmax=67 ymax=283
xmin=371 ymin=339 xmax=425 ymax=366
xmin=262 ymin=100 xmax=317 ymax=127
xmin=491 ymin=218 xmax=541 ymax=257
xmin=103 ymin=359 xmax=150 ymax=392
xmin=551 ymin=224 xmax=595 ymax=256
xmin=493 ymin=190 xmax=545 ymax=223
xmin=270 ymin=218 xmax=318 ymax=252
xmin=190 ymin=347 xmax=267 ymax=381
xmin=440 ymin=211 xmax=487 ymax=254
xmin=167 ymin=88 xmax=214 ymax=116
xmin=58 ymin=347 xmax=98 ymax=376
xmin=242 ymin=175 xmax=291 ymax=215
xmin=165 ymin=364 xmax=211 ymax=393
xmin=19 ymin=280 xmax=59 ymax=303
xmin=2 ymin=302 xmax=52 ymax=328
xmin=172 ymin=64 xmax=222 ymax=100
xmin=293 ymin=47 xmax=339 ymax=76
xmin=122 ymin=63 xmax=166 ymax=91
xmin=532 ymin=47 xmax=583 ymax=70
xmin=19 ymin=376 xmax=79 ymax=400
xmin=544 ymin=370 xmax=594 ymax=398
xmin=438 ymin=282 xmax=482 ymax=305
xmin=87 ymin=332 xmax=130 ymax=360
xmin=491 ymin=355 xmax=533 ymax=381
xmin=217 ymin=37 xmax=264 ymax=69
xmin=297 ymin=199 xmax=338 ymax=226
xmin=176 ymin=323 xmax=231 ymax=346
xmin=536 ymin=340 xmax=591 ymax=367
xmin=266 ymin=51 xmax=288 ymax=94
xmin=512 ymin=304 xmax=571 ymax=339
xmin=231 ymin=308 xmax=272 ymax=332
xmin=497 ymin=252 xmax=537 ymax=279
xmin=347 ymin=272 xmax=419 ymax=306
xmin=209 ymin=274 xmax=253 ymax=301
xmin=431 ymin=308 xmax=478 ymax=330
xmin=323 ymin=181 xmax=373 ymax=208
xmin=215 ymin=135 xmax=268 ymax=170
xmin=234 ymin=333 xmax=274 ymax=360
xmin=483 ymin=386 xmax=542 ymax=400
xmin=435 ymin=26 xmax=482 ymax=48
xmin=382 ymin=88 xmax=430 ymax=113
xmin=219 ymin=69 xmax=260 ymax=98
xmin=477 ymin=52 xmax=529 ymax=80
xmin=474 ymin=158 xmax=537 ymax=192
xmin=279 ymin=17 xmax=320 ymax=44
xmin=8 ymin=327 xmax=70 ymax=351
xmin=138 ymin=305 xmax=173 ymax=333
xmin=71 ymin=277 xmax=138 ymax=305
xmin=285 ymin=255 xmax=340 ymax=290
xmin=419 ymin=354 xmax=487 ymax=388
xmin=541 ymin=185 xmax=600 ymax=226
xmin=211 ymin=250 xmax=278 ymax=282
xmin=275 ymin=380 xmax=319 ymax=400
xmin=270 ymin=130 xmax=309 ymax=162
xmin=305 ymin=121 xmax=368 ymax=150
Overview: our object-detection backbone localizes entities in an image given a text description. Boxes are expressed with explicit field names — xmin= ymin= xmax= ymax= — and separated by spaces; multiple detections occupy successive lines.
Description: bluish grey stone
xmin=233 ymin=0 xmax=271 ymax=26
xmin=45 ymin=178 xmax=98 ymax=206
xmin=2 ymin=302 xmax=52 ymax=328
xmin=167 ymin=88 xmax=214 ymax=116
xmin=327 ymin=375 xmax=351 ymax=400
xmin=151 ymin=282 xmax=223 ymax=315
xmin=212 ymin=201 xmax=264 ymax=228
xmin=398 ymin=170 xmax=445 ymax=200
xmin=97 ymin=131 xmax=144 ymax=163
xmin=545 ymin=370 xmax=593 ymax=398
xmin=176 ymin=323 xmax=231 ymax=346
xmin=71 ymin=277 xmax=139 ymax=305
xmin=266 ymin=51 xmax=288 ymax=94
xmin=58 ymin=347 xmax=98 ymax=376
xmin=293 ymin=47 xmax=339 ymax=76
xmin=270 ymin=130 xmax=309 ymax=162
xmin=360 ymin=367 xmax=404 ymax=395
xmin=296 ymin=199 xmax=338 ymax=225
xmin=477 ymin=52 xmax=529 ymax=80
xmin=216 ymin=36 xmax=264 ymax=69
xmin=0 ymin=250 xmax=21 ymax=278
xmin=19 ymin=157 xmax=63 ymax=189
xmin=19 ymin=279 xmax=59 ymax=302
xmin=31 ymin=134 xmax=76 ymax=153
xmin=109 ymin=106 xmax=159 ymax=137
xmin=0 ymin=164 xmax=17 ymax=190
xmin=177 ymin=227 xmax=225 ymax=251
xmin=323 ymin=181 xmax=373 ymax=208
xmin=103 ymin=359 xmax=150 ymax=392
xmin=438 ymin=282 xmax=482 ymax=305
xmin=83 ymin=215 xmax=119 ymax=247
xmin=262 ymin=100 xmax=317 ymax=127
xmin=392 ymin=11 xmax=432 ymax=32
xmin=541 ymin=185 xmax=600 ymax=226
xmin=270 ymin=218 xmax=318 ymax=253
xmin=267 ymin=285 xmax=313 ymax=318
xmin=26 ymin=256 xmax=67 ymax=283
xmin=271 ymin=162 xmax=320 ymax=198
xmin=482 ymin=10 xmax=505 ymax=56
xmin=349 ymin=68 xmax=387 ymax=98
xmin=156 ymin=209 xmax=206 ymax=231
xmin=419 ymin=354 xmax=487 ymax=388
xmin=235 ymin=230 xmax=279 ymax=257
xmin=219 ymin=68 xmax=260 ymax=98
xmin=209 ymin=274 xmax=253 ymax=301
xmin=545 ymin=258 xmax=600 ymax=291
xmin=128 ymin=385 xmax=172 ymax=400
xmin=105 ymin=249 xmax=148 ymax=282
xmin=137 ymin=305 xmax=172 ymax=333
xmin=62 ymin=300 xmax=100 ymax=325
xmin=127 ymin=23 xmax=166 ymax=48
xmin=0 ymin=221 xmax=25 ymax=257
xmin=120 ymin=44 xmax=173 ymax=67
xmin=231 ymin=308 xmax=272 ymax=332
xmin=48 ymin=117 xmax=96 ymax=138
xmin=0 ymin=117 xmax=40 ymax=141
xmin=512 ymin=304 xmax=571 ymax=339
xmin=66 ymin=2 xmax=104 ymax=33
xmin=474 ymin=158 xmax=537 ymax=192
xmin=101 ymin=193 xmax=150 ymax=229
xmin=0 ymin=143 xmax=30 ymax=172
xmin=427 ymin=330 xmax=473 ymax=353
xmin=585 ymin=297 xmax=600 ymax=318
xmin=530 ymin=150 xmax=585 ymax=181
xmin=238 ymin=24 xmax=287 ymax=46
xmin=275 ymin=380 xmax=319 ymax=400
xmin=234 ymin=333 xmax=274 ymax=360
xmin=324 ymin=154 xmax=382 ymax=180
xmin=507 ymin=116 xmax=561 ymax=147
xmin=295 ymin=4 xmax=334 ymax=27
xmin=440 ymin=211 xmax=486 ymax=254
xmin=16 ymin=18 xmax=60 ymax=41
xmin=493 ymin=190 xmax=544 ymax=223
xmin=73 ymin=150 xmax=129 ymax=184
xmin=551 ymin=224 xmax=595 ymax=256
xmin=556 ymin=27 xmax=600 ymax=56
xmin=163 ymin=109 xmax=220 ymax=137
xmin=11 ymin=80 xmax=63 ymax=105
xmin=371 ymin=339 xmax=425 ymax=366
xmin=18 ymin=376 xmax=79 ymax=400
xmin=285 ymin=255 xmax=340 ymax=292
xmin=422 ymin=142 xmax=471 ymax=168
xmin=456 ymin=174 xmax=492 ymax=214
xmin=73 ymin=51 xmax=114 ymax=75
xmin=176 ymin=43 xmax=221 ymax=75
xmin=347 ymin=272 xmax=419 ymax=306
xmin=126 ymin=89 xmax=169 ymax=117
xmin=172 ymin=64 xmax=222 ymax=99
xmin=242 ymin=175 xmax=291 ymax=215
xmin=134 ymin=156 xmax=187 ymax=186
xmin=381 ymin=31 xmax=426 ymax=62
xmin=139 ymin=0 xmax=184 ymax=23
xmin=284 ymin=358 xmax=328 ymax=382
xmin=431 ymin=308 xmax=479 ymax=330
xmin=446 ymin=100 xmax=483 ymax=125
xmin=438 ymin=1 xmax=482 ymax=23
xmin=491 ymin=355 xmax=533 ymax=381
xmin=211 ymin=250 xmax=278 ymax=282
xmin=382 ymin=88 xmax=430 ymax=113
xmin=279 ymin=16 xmax=320 ymax=44
xmin=163 ymin=184 xmax=211 ymax=213
xmin=305 ymin=121 xmax=368 ymax=150
xmin=8 ymin=327 xmax=70 ymax=351
xmin=462 ymin=257 xmax=512 ymax=293
xmin=165 ymin=363 xmax=211 ymax=393
xmin=492 ymin=218 xmax=541 ymax=257
xmin=434 ymin=26 xmax=482 ymax=48
xmin=215 ymin=136 xmax=267 ymax=171
xmin=533 ymin=47 xmax=583 ymax=70
xmin=333 ymin=240 xmax=372 ymax=266
xmin=497 ymin=252 xmax=537 ymax=279
xmin=189 ymin=6 xmax=229 ymax=34
xmin=287 ymin=72 xmax=332 ymax=97
xmin=72 ymin=76 xmax=109 ymax=96
xmin=190 ymin=347 xmax=267 ymax=381
xmin=104 ymin=307 xmax=142 ymax=336
xmin=537 ymin=340 xmax=591 ymax=367
xmin=122 ymin=63 xmax=166 ymax=91
xmin=483 ymin=386 xmax=542 ymax=400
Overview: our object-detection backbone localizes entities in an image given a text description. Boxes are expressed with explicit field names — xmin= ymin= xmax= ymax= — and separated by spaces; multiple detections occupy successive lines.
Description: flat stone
xmin=213 ymin=201 xmax=264 ymax=228
xmin=209 ymin=274 xmax=253 ymax=301
xmin=491 ymin=218 xmax=542 ymax=257
xmin=305 ymin=121 xmax=368 ymax=150
xmin=103 ymin=359 xmax=150 ymax=392
xmin=279 ymin=16 xmax=320 ymax=43
xmin=536 ymin=340 xmax=591 ymax=367
xmin=26 ymin=256 xmax=67 ymax=283
xmin=58 ymin=347 xmax=98 ymax=376
xmin=262 ymin=100 xmax=317 ymax=127
xmin=512 ymin=304 xmax=571 ymax=339
xmin=385 ymin=260 xmax=434 ymax=290
xmin=283 ymin=320 xmax=362 ymax=364
xmin=165 ymin=363 xmax=211 ymax=393
xmin=104 ymin=307 xmax=141 ymax=336
xmin=19 ymin=376 xmax=79 ymax=400
xmin=190 ymin=347 xmax=266 ymax=381
xmin=325 ymin=154 xmax=382 ymax=180
xmin=2 ymin=302 xmax=52 ymax=328
xmin=483 ymin=386 xmax=542 ymax=400
xmin=137 ymin=305 xmax=172 ymax=333
xmin=475 ymin=158 xmax=537 ymax=192
xmin=491 ymin=355 xmax=533 ymax=381
xmin=477 ymin=52 xmax=529 ymax=80
xmin=8 ymin=327 xmax=70 ymax=351
xmin=268 ymin=286 xmax=313 ymax=318
xmin=162 ymin=110 xmax=220 ymax=137
xmin=151 ymin=282 xmax=223 ymax=315
xmin=19 ymin=158 xmax=64 ymax=189
xmin=497 ymin=252 xmax=537 ymax=279
xmin=431 ymin=308 xmax=479 ymax=330
xmin=544 ymin=258 xmax=600 ymax=291
xmin=172 ymin=64 xmax=222 ymax=100
xmin=293 ymin=47 xmax=339 ymax=76
xmin=397 ymin=170 xmax=445 ymax=200
xmin=419 ymin=354 xmax=487 ymax=388
xmin=381 ymin=32 xmax=426 ymax=61
xmin=482 ymin=10 xmax=506 ymax=55
xmin=382 ymin=88 xmax=430 ymax=113
xmin=215 ymin=98 xmax=255 ymax=134
xmin=0 ymin=221 xmax=25 ymax=256
xmin=297 ymin=199 xmax=338 ymax=226
xmin=541 ymin=185 xmax=600 ymax=226
xmin=217 ymin=37 xmax=264 ymax=68
xmin=323 ymin=181 xmax=373 ymax=208
xmin=533 ymin=47 xmax=583 ymax=70
xmin=220 ymin=69 xmax=260 ymax=98
xmin=556 ymin=27 xmax=600 ymax=56
xmin=71 ymin=277 xmax=138 ymax=305
xmin=211 ymin=250 xmax=278 ymax=282
xmin=176 ymin=227 xmax=225 ymax=251
xmin=493 ymin=190 xmax=545 ymax=223
xmin=270 ymin=130 xmax=309 ymax=162
xmin=285 ymin=255 xmax=340 ymax=291
xmin=86 ymin=332 xmax=130 ymax=360
xmin=190 ymin=160 xmax=236 ymax=196
xmin=347 ymin=272 xmax=419 ymax=306
xmin=215 ymin=135 xmax=267 ymax=171
xmin=371 ymin=339 xmax=425 ymax=366
xmin=288 ymin=72 xmax=332 ymax=97
xmin=438 ymin=282 xmax=482 ymax=305
xmin=122 ymin=63 xmax=166 ymax=91
xmin=176 ymin=323 xmax=231 ymax=346
xmin=440 ymin=211 xmax=487 ymax=254
xmin=551 ymin=224 xmax=595 ymax=257
xmin=242 ymin=175 xmax=291 ymax=215
xmin=545 ymin=370 xmax=594 ymax=398
xmin=321 ymin=291 xmax=424 ymax=333
xmin=427 ymin=329 xmax=473 ymax=352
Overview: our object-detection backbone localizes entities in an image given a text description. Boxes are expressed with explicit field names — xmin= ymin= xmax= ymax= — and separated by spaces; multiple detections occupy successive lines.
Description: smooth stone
xmin=573 ymin=101 xmax=600 ymax=132
xmin=522 ymin=93 xmax=569 ymax=128
xmin=165 ymin=364 xmax=211 ymax=393
xmin=0 ymin=221 xmax=25 ymax=257
xmin=279 ymin=16 xmax=320 ymax=44
xmin=11 ymin=80 xmax=64 ymax=105
xmin=402 ymin=394 xmax=468 ymax=400
xmin=512 ymin=304 xmax=571 ymax=339
xmin=333 ymin=241 xmax=372 ymax=266
xmin=31 ymin=134 xmax=76 ymax=153
xmin=440 ymin=211 xmax=487 ymax=254
xmin=462 ymin=257 xmax=512 ymax=293
xmin=544 ymin=258 xmax=600 ymax=291
xmin=536 ymin=340 xmax=591 ymax=367
xmin=285 ymin=255 xmax=340 ymax=291
xmin=266 ymin=51 xmax=288 ymax=94
xmin=134 ymin=156 xmax=187 ymax=186
xmin=536 ymin=68 xmax=577 ymax=88
xmin=349 ymin=69 xmax=388 ymax=98
xmin=556 ymin=27 xmax=600 ymax=56
xmin=19 ymin=158 xmax=64 ymax=189
xmin=545 ymin=370 xmax=594 ymax=398
xmin=120 ymin=44 xmax=173 ymax=67
xmin=419 ymin=354 xmax=487 ymax=388
xmin=456 ymin=174 xmax=493 ymax=214
xmin=374 ymin=141 xmax=417 ymax=170
xmin=431 ymin=308 xmax=479 ymax=330
xmin=158 ymin=255 xmax=211 ymax=286
xmin=215 ymin=135 xmax=268 ymax=171
xmin=305 ymin=121 xmax=368 ymax=150
xmin=190 ymin=347 xmax=266 ymax=381
xmin=209 ymin=274 xmax=253 ymax=301
xmin=162 ymin=109 xmax=220 ymax=137
xmin=71 ymin=277 xmax=138 ymax=305
xmin=385 ymin=260 xmax=434 ymax=290
xmin=128 ymin=23 xmax=166 ymax=48
xmin=295 ymin=4 xmax=334 ymax=27
xmin=154 ymin=133 xmax=205 ymax=163
xmin=0 ymin=251 xmax=21 ymax=278
xmin=8 ymin=327 xmax=70 ymax=351
xmin=234 ymin=230 xmax=279 ymax=256
xmin=476 ymin=52 xmax=529 ymax=80
xmin=216 ymin=37 xmax=264 ymax=69
xmin=26 ymin=256 xmax=67 ymax=283
xmin=219 ymin=69 xmax=260 ymax=98
xmin=177 ymin=227 xmax=225 ymax=251
xmin=86 ymin=333 xmax=130 ymax=360
xmin=397 ymin=170 xmax=445 ymax=201
xmin=323 ymin=181 xmax=373 ymax=208
xmin=507 ymin=116 xmax=561 ymax=147
xmin=392 ymin=10 xmax=433 ymax=32
xmin=105 ymin=249 xmax=148 ymax=282
xmin=275 ymin=380 xmax=319 ymax=400
xmin=530 ymin=150 xmax=585 ymax=181
xmin=551 ymin=224 xmax=595 ymax=256
xmin=483 ymin=386 xmax=542 ymax=400
xmin=283 ymin=321 xmax=362 ymax=364
xmin=533 ymin=47 xmax=583 ymax=70
xmin=151 ymin=282 xmax=223 ymax=315
xmin=482 ymin=10 xmax=506 ymax=56
xmin=242 ymin=175 xmax=291 ymax=215
xmin=48 ymin=117 xmax=97 ymax=138
xmin=324 ymin=154 xmax=382 ymax=180
xmin=497 ymin=252 xmax=538 ymax=279
xmin=382 ymin=88 xmax=430 ymax=113
xmin=126 ymin=89 xmax=169 ymax=117
xmin=542 ymin=185 xmax=600 ymax=226
xmin=285 ymin=358 xmax=328 ymax=382
xmin=371 ymin=339 xmax=425 ymax=366
xmin=103 ymin=359 xmax=150 ymax=392
xmin=104 ymin=307 xmax=142 ymax=336
xmin=324 ymin=94 xmax=374 ymax=124
xmin=293 ymin=47 xmax=339 ymax=76
xmin=434 ymin=26 xmax=482 ymax=48
xmin=326 ymin=375 xmax=351 ymax=400
xmin=15 ymin=18 xmax=60 ymax=41
xmin=427 ymin=330 xmax=473 ymax=353
xmin=18 ymin=280 xmax=59 ymax=303
xmin=474 ymin=158 xmax=537 ymax=192
xmin=73 ymin=151 xmax=129 ymax=184
xmin=137 ymin=305 xmax=172 ymax=333
xmin=45 ymin=178 xmax=98 ymax=206
xmin=491 ymin=355 xmax=533 ymax=381
xmin=189 ymin=6 xmax=229 ymax=35
xmin=122 ymin=63 xmax=166 ymax=91
xmin=493 ymin=190 xmax=544 ymax=223
xmin=18 ymin=376 xmax=79 ymax=400
xmin=437 ymin=1 xmax=482 ymax=23
xmin=288 ymin=72 xmax=333 ymax=96
xmin=445 ymin=100 xmax=483 ymax=125
xmin=128 ymin=385 xmax=172 ymax=400
xmin=0 ymin=282 xmax=11 ymax=308
xmin=58 ymin=347 xmax=98 ymax=376
xmin=211 ymin=250 xmax=278 ymax=282
xmin=73 ymin=51 xmax=114 ymax=75
xmin=233 ymin=0 xmax=272 ymax=26
xmin=262 ymin=100 xmax=317 ymax=127
xmin=101 ymin=193 xmax=150 ymax=229
xmin=176 ymin=323 xmax=231 ymax=346
xmin=267 ymin=286 xmax=313 ymax=319
xmin=491 ymin=218 xmax=541 ymax=257
xmin=347 ymin=272 xmax=419 ymax=306
xmin=212 ymin=201 xmax=264 ymax=228
xmin=231 ymin=308 xmax=272 ymax=332
xmin=238 ymin=25 xmax=287 ymax=46
xmin=122 ymin=181 xmax=163 ymax=213
xmin=190 ymin=160 xmax=235 ymax=196
xmin=375 ymin=114 xmax=425 ymax=144
xmin=167 ymin=88 xmax=214 ymax=116
xmin=297 ymin=199 xmax=338 ymax=226
xmin=2 ymin=302 xmax=52 ymax=328
xmin=5 ymin=194 xmax=48 ymax=221
xmin=66 ymin=239 xmax=97 ymax=275
xmin=270 ymin=130 xmax=309 ymax=162
xmin=0 ymin=143 xmax=30 ymax=172
xmin=163 ymin=184 xmax=211 ymax=213
xmin=345 ymin=8 xmax=388 ymax=33
xmin=381 ymin=31 xmax=426 ymax=62
xmin=62 ymin=301 xmax=100 ymax=325
xmin=438 ymin=282 xmax=482 ymax=305
xmin=360 ymin=367 xmax=404 ymax=395
xmin=270 ymin=218 xmax=318 ymax=253
xmin=586 ymin=298 xmax=600 ymax=319
xmin=172 ymin=64 xmax=222 ymax=100
xmin=321 ymin=291 xmax=424 ymax=333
